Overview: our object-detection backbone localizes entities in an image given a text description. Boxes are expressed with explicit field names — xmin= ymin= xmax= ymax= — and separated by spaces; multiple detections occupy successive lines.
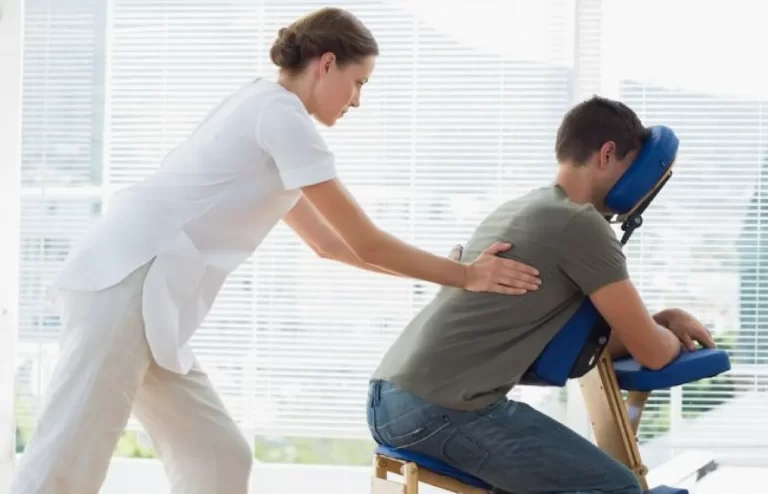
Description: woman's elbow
xmin=347 ymin=239 xmax=380 ymax=264
xmin=313 ymin=239 xmax=354 ymax=262
xmin=313 ymin=243 xmax=339 ymax=260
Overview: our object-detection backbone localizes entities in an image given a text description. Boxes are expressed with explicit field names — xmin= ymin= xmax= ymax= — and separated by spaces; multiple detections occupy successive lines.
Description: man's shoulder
xmin=494 ymin=185 xmax=596 ymax=226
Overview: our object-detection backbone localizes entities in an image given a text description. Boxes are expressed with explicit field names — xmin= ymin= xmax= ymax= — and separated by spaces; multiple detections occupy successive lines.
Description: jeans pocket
xmin=441 ymin=428 xmax=490 ymax=475
xmin=379 ymin=411 xmax=451 ymax=450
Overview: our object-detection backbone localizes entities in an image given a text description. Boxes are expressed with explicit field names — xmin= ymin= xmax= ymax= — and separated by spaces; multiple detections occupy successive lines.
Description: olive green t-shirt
xmin=372 ymin=184 xmax=629 ymax=411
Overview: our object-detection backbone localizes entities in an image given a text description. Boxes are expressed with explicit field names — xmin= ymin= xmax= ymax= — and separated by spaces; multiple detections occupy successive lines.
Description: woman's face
xmin=311 ymin=53 xmax=376 ymax=126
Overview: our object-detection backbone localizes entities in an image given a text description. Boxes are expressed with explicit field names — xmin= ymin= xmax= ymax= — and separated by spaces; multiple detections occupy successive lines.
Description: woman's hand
xmin=654 ymin=308 xmax=717 ymax=351
xmin=464 ymin=241 xmax=541 ymax=295
xmin=447 ymin=242 xmax=540 ymax=294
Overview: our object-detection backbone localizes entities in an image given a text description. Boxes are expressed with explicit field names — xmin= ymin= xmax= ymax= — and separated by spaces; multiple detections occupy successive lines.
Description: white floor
xmin=691 ymin=467 xmax=765 ymax=493
xmin=1 ymin=452 xmax=761 ymax=493
xmin=93 ymin=458 xmax=764 ymax=494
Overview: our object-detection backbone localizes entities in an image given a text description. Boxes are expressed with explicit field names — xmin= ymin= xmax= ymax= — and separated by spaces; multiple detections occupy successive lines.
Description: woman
xmin=10 ymin=7 xmax=540 ymax=494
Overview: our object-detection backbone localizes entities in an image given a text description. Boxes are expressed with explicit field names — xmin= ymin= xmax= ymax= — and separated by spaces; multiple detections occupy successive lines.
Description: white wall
xmin=0 ymin=0 xmax=23 ymax=490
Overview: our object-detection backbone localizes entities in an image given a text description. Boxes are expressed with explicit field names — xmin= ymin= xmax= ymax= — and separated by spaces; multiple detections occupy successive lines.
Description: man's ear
xmin=598 ymin=141 xmax=617 ymax=169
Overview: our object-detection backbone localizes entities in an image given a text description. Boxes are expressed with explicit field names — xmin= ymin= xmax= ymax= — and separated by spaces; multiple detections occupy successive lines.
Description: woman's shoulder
xmin=249 ymin=77 xmax=305 ymax=111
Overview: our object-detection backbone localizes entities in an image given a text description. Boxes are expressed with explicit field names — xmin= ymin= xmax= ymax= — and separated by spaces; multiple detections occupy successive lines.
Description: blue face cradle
xmin=603 ymin=125 xmax=679 ymax=245
xmin=605 ymin=125 xmax=679 ymax=216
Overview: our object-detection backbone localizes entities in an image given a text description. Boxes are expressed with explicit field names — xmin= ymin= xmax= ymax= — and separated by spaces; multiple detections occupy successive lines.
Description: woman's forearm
xmin=354 ymin=228 xmax=468 ymax=287
xmin=300 ymin=178 xmax=539 ymax=294
xmin=300 ymin=179 xmax=468 ymax=287
xmin=330 ymin=244 xmax=405 ymax=277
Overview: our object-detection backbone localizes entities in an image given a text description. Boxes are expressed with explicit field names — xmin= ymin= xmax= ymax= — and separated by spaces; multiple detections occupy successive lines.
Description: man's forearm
xmin=606 ymin=323 xmax=682 ymax=362
xmin=607 ymin=307 xmax=678 ymax=358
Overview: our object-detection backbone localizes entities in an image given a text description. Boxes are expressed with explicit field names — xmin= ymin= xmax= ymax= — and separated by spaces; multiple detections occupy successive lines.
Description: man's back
xmin=372 ymin=184 xmax=628 ymax=411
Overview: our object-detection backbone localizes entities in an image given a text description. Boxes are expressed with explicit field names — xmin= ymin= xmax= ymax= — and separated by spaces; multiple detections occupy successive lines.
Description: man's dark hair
xmin=555 ymin=95 xmax=650 ymax=165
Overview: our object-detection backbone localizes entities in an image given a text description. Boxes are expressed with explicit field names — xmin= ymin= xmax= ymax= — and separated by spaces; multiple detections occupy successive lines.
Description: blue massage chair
xmin=372 ymin=126 xmax=732 ymax=494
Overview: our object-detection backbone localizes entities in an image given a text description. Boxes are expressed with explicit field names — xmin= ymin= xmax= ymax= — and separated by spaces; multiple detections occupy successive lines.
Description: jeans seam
xmin=375 ymin=403 xmax=433 ymax=429
xmin=371 ymin=380 xmax=381 ymax=406
xmin=388 ymin=416 xmax=451 ymax=450
xmin=369 ymin=381 xmax=383 ymax=444
xmin=440 ymin=427 xmax=491 ymax=475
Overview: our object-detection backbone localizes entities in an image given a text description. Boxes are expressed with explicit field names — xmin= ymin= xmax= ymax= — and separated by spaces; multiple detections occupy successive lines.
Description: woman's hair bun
xmin=269 ymin=8 xmax=379 ymax=72
xmin=269 ymin=27 xmax=302 ymax=70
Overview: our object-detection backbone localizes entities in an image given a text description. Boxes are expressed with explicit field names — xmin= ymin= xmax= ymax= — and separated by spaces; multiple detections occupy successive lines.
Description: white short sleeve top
xmin=50 ymin=78 xmax=337 ymax=374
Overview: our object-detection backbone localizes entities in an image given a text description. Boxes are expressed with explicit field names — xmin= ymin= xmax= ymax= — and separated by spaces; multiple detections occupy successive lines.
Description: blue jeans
xmin=367 ymin=380 xmax=642 ymax=494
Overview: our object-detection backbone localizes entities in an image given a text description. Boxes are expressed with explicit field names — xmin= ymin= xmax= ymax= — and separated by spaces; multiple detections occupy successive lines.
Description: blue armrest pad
xmin=614 ymin=348 xmax=731 ymax=391
xmin=375 ymin=445 xmax=491 ymax=489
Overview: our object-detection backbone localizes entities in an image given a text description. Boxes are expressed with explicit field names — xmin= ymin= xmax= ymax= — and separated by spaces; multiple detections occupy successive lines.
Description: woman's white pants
xmin=9 ymin=264 xmax=253 ymax=493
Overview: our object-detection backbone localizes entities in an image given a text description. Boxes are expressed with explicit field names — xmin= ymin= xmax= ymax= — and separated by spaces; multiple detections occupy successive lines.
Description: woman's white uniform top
xmin=49 ymin=78 xmax=337 ymax=374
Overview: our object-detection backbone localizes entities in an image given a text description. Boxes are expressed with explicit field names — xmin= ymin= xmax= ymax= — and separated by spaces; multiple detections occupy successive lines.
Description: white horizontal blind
xmin=598 ymin=0 xmax=768 ymax=464
xmin=107 ymin=0 xmax=264 ymax=431
xmin=21 ymin=0 xmax=104 ymax=187
xmin=250 ymin=0 xmax=575 ymax=437
xmin=108 ymin=0 xmax=262 ymax=185
xmin=16 ymin=0 xmax=768 ymax=467
xmin=623 ymin=86 xmax=768 ymax=458
xmin=15 ymin=0 xmax=106 ymax=434
xmin=7 ymin=0 xmax=618 ymax=444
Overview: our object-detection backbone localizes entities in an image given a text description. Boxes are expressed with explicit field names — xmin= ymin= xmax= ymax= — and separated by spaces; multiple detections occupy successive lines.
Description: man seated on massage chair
xmin=366 ymin=96 xmax=717 ymax=494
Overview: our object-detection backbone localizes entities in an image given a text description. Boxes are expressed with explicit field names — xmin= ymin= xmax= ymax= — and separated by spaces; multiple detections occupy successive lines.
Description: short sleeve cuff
xmin=279 ymin=158 xmax=337 ymax=190
xmin=579 ymin=264 xmax=630 ymax=295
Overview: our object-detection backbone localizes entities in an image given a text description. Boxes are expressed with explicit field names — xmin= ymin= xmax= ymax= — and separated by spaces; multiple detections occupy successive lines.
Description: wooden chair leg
xmin=372 ymin=455 xmax=407 ymax=493
xmin=580 ymin=353 xmax=650 ymax=491
xmin=373 ymin=454 xmax=492 ymax=494
xmin=403 ymin=462 xmax=419 ymax=494
xmin=374 ymin=455 xmax=388 ymax=480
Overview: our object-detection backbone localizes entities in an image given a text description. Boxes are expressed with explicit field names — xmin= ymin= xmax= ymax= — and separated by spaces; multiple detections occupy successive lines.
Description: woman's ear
xmin=317 ymin=52 xmax=335 ymax=75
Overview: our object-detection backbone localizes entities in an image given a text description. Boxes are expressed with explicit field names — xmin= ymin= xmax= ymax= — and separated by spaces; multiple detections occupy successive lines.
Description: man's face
xmin=593 ymin=142 xmax=641 ymax=213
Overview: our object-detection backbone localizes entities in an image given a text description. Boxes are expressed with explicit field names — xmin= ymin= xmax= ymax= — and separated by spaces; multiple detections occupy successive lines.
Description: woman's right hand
xmin=464 ymin=241 xmax=541 ymax=295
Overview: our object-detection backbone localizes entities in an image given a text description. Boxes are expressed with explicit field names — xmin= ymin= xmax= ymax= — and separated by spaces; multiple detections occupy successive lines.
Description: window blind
xmin=249 ymin=0 xmax=574 ymax=438
xmin=599 ymin=0 xmax=768 ymax=464
xmin=14 ymin=0 xmax=765 ymax=466
xmin=15 ymin=0 xmax=106 ymax=433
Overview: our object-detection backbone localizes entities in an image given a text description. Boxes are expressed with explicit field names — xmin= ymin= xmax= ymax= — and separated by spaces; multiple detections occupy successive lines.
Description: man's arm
xmin=558 ymin=209 xmax=681 ymax=370
xmin=283 ymin=198 xmax=403 ymax=276
xmin=591 ymin=280 xmax=682 ymax=369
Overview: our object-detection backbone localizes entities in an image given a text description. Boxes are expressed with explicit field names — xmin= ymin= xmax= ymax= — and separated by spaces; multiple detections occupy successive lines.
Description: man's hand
xmin=654 ymin=308 xmax=717 ymax=351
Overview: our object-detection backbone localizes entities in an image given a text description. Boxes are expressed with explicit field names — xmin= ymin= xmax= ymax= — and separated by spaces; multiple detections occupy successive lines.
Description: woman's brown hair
xmin=270 ymin=7 xmax=379 ymax=72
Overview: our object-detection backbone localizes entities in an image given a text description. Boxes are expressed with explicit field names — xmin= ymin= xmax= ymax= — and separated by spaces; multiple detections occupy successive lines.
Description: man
xmin=366 ymin=96 xmax=716 ymax=494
